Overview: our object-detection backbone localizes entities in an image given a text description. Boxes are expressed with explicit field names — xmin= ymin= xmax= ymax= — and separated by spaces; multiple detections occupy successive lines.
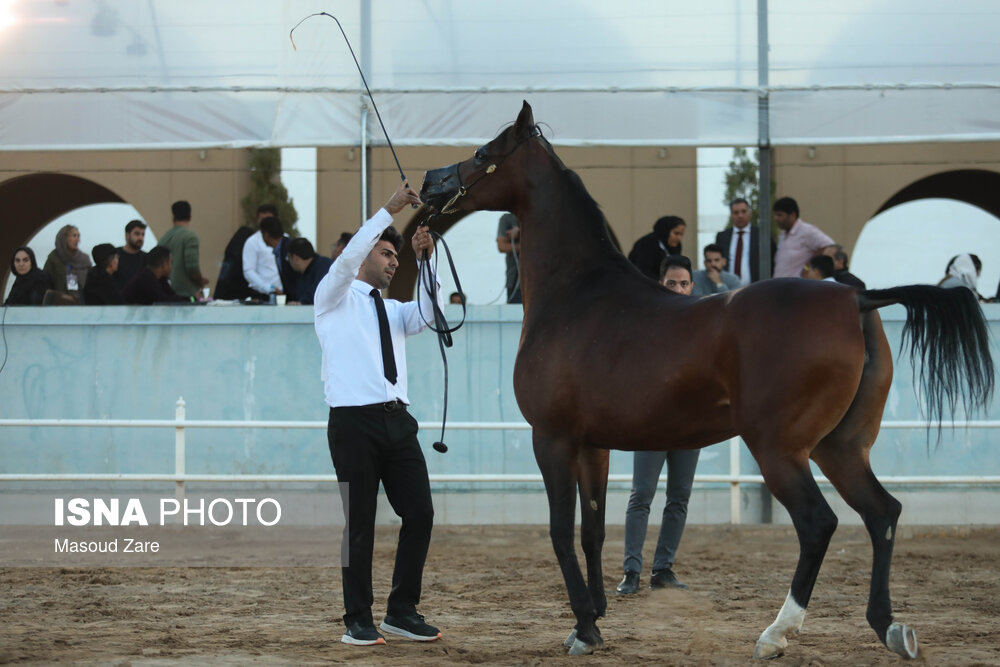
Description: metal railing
xmin=3 ymin=397 xmax=1000 ymax=524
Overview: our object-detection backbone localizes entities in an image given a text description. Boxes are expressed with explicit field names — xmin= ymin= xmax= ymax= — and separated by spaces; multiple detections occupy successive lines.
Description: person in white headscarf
xmin=938 ymin=253 xmax=982 ymax=297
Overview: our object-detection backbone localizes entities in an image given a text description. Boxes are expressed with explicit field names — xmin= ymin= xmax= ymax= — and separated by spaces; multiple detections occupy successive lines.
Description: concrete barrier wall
xmin=1 ymin=303 xmax=998 ymax=525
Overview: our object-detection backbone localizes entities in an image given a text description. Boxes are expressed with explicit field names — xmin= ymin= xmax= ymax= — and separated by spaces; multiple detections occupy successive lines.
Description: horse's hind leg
xmin=751 ymin=454 xmax=839 ymax=660
xmin=810 ymin=312 xmax=917 ymax=659
xmin=533 ymin=433 xmax=602 ymax=655
xmin=812 ymin=447 xmax=913 ymax=658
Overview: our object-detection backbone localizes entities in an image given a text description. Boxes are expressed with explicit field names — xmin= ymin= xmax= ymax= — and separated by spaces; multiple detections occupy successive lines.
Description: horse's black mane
xmin=543 ymin=140 xmax=627 ymax=261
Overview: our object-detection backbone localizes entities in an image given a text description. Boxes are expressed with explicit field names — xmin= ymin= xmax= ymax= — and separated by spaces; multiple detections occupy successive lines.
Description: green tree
xmin=722 ymin=147 xmax=778 ymax=237
xmin=240 ymin=148 xmax=299 ymax=235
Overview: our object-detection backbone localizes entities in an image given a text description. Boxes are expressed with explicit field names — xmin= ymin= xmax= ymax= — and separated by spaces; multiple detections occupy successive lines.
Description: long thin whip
xmin=290 ymin=12 xmax=465 ymax=453
xmin=290 ymin=12 xmax=406 ymax=183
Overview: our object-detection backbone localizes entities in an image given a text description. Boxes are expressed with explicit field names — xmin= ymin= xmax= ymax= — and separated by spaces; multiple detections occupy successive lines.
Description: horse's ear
xmin=514 ymin=101 xmax=535 ymax=138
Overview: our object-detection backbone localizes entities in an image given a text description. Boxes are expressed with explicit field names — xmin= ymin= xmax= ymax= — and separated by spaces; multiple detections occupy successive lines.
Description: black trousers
xmin=328 ymin=405 xmax=434 ymax=627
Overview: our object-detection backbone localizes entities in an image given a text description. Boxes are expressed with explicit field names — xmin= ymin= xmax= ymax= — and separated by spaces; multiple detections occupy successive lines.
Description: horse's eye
xmin=474 ymin=147 xmax=488 ymax=164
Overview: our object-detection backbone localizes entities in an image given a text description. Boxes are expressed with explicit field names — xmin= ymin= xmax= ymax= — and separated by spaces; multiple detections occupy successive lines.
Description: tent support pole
xmin=757 ymin=0 xmax=772 ymax=281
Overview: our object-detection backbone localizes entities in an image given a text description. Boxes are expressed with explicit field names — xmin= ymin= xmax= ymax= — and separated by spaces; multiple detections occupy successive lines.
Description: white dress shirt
xmin=314 ymin=208 xmax=442 ymax=408
xmin=242 ymin=230 xmax=282 ymax=294
xmin=727 ymin=226 xmax=752 ymax=286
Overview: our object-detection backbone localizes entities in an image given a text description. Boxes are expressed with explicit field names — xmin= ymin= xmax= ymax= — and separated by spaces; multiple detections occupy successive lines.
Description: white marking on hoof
xmin=568 ymin=638 xmax=596 ymax=655
xmin=886 ymin=623 xmax=919 ymax=659
xmin=754 ymin=590 xmax=806 ymax=660
xmin=563 ymin=629 xmax=577 ymax=648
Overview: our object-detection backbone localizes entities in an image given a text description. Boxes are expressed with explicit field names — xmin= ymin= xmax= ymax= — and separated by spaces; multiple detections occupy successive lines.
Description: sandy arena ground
xmin=2 ymin=524 xmax=999 ymax=665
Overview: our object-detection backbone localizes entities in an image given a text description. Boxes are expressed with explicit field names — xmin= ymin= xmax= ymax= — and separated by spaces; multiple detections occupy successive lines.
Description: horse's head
xmin=420 ymin=101 xmax=541 ymax=215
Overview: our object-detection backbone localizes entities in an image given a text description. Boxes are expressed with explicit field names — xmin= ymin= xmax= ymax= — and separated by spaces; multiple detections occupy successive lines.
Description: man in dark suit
xmin=714 ymin=198 xmax=776 ymax=285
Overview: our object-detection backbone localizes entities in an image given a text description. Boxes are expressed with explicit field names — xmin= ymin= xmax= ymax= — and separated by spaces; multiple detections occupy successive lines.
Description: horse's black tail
xmin=858 ymin=285 xmax=994 ymax=425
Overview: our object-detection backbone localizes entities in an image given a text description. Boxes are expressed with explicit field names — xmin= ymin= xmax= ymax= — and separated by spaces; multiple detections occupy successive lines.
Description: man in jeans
xmin=313 ymin=180 xmax=443 ymax=646
xmin=616 ymin=254 xmax=701 ymax=595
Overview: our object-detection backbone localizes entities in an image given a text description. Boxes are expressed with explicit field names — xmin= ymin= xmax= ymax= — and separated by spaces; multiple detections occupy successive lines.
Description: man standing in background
xmin=714 ymin=198 xmax=774 ymax=285
xmin=159 ymin=201 xmax=209 ymax=298
xmin=496 ymin=213 xmax=522 ymax=304
xmin=114 ymin=219 xmax=147 ymax=291
xmin=772 ymin=197 xmax=835 ymax=279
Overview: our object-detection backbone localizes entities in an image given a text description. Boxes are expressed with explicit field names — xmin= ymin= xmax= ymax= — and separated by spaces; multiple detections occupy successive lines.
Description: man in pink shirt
xmin=772 ymin=197 xmax=836 ymax=278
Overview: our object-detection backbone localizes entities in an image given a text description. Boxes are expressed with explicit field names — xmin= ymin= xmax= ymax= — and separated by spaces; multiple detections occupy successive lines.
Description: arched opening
xmin=407 ymin=211 xmax=509 ymax=306
xmin=853 ymin=181 xmax=1000 ymax=294
xmin=0 ymin=173 xmax=128 ymax=293
xmin=874 ymin=169 xmax=1000 ymax=220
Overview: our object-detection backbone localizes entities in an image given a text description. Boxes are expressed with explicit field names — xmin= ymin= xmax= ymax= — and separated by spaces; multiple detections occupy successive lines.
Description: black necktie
xmin=734 ymin=230 xmax=745 ymax=278
xmin=370 ymin=288 xmax=397 ymax=385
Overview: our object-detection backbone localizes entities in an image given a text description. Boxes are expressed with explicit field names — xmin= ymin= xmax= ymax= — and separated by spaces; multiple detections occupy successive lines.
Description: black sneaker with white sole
xmin=380 ymin=613 xmax=441 ymax=641
xmin=341 ymin=621 xmax=386 ymax=646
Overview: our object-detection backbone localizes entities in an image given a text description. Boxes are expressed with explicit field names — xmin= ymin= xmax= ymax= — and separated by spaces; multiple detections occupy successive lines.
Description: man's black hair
xmin=380 ymin=227 xmax=404 ymax=253
xmin=729 ymin=197 xmax=749 ymax=210
xmin=171 ymin=201 xmax=191 ymax=222
xmin=703 ymin=243 xmax=725 ymax=257
xmin=772 ymin=197 xmax=799 ymax=217
xmin=288 ymin=237 xmax=315 ymax=260
xmin=259 ymin=216 xmax=284 ymax=240
xmin=146 ymin=246 xmax=171 ymax=269
xmin=659 ymin=254 xmax=692 ymax=281
xmin=806 ymin=254 xmax=835 ymax=278
xmin=125 ymin=219 xmax=147 ymax=234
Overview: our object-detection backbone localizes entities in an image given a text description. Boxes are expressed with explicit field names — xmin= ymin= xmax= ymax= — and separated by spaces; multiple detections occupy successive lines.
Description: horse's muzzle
xmin=420 ymin=164 xmax=462 ymax=211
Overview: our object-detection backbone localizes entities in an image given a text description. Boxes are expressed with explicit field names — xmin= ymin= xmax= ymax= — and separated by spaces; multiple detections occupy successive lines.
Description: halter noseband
xmin=441 ymin=126 xmax=541 ymax=214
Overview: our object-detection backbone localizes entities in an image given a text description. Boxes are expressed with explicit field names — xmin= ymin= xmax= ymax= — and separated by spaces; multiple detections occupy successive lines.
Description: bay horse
xmin=418 ymin=102 xmax=994 ymax=659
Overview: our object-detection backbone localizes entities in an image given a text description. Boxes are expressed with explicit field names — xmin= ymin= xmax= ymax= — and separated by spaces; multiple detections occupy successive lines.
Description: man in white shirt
xmin=314 ymin=180 xmax=443 ymax=647
xmin=242 ymin=216 xmax=285 ymax=297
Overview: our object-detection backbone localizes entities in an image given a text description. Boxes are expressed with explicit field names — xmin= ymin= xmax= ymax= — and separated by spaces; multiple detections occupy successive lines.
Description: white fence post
xmin=729 ymin=436 xmax=741 ymax=524
xmin=175 ymin=396 xmax=186 ymax=505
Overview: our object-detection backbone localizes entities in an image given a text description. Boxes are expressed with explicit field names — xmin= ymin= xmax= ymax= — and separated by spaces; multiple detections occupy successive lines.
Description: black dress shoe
xmin=650 ymin=568 xmax=689 ymax=590
xmin=615 ymin=571 xmax=640 ymax=595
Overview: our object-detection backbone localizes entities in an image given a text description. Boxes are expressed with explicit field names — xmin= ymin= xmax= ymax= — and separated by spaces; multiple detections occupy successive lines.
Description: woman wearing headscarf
xmin=5 ymin=246 xmax=53 ymax=305
xmin=83 ymin=243 xmax=125 ymax=305
xmin=42 ymin=224 xmax=92 ymax=296
xmin=938 ymin=253 xmax=982 ymax=299
xmin=627 ymin=215 xmax=686 ymax=282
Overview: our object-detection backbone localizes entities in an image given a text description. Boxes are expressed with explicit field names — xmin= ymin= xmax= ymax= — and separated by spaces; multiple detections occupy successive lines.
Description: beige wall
xmin=5 ymin=141 xmax=997 ymax=295
xmin=317 ymin=145 xmax=699 ymax=258
xmin=0 ymin=149 xmax=251 ymax=290
xmin=773 ymin=142 xmax=1000 ymax=256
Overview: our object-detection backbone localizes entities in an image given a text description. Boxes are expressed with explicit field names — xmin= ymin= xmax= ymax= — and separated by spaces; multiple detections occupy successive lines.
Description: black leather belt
xmin=362 ymin=399 xmax=407 ymax=413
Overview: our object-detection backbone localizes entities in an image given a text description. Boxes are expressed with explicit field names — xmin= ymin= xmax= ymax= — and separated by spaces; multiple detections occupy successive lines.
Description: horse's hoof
xmin=568 ymin=638 xmax=597 ymax=656
xmin=752 ymin=638 xmax=786 ymax=660
xmin=886 ymin=623 xmax=919 ymax=659
xmin=563 ymin=629 xmax=577 ymax=648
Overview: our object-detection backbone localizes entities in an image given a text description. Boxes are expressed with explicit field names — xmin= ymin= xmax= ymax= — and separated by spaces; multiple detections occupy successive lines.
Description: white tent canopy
xmin=1 ymin=0 xmax=998 ymax=149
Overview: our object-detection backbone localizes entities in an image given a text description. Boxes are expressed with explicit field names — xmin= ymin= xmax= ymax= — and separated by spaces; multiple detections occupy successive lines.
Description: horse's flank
xmin=511 ymin=138 xmax=866 ymax=453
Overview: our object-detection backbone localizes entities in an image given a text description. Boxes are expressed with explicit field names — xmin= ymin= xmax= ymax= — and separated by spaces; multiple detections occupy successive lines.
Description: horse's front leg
xmin=577 ymin=446 xmax=610 ymax=620
xmin=533 ymin=433 xmax=602 ymax=655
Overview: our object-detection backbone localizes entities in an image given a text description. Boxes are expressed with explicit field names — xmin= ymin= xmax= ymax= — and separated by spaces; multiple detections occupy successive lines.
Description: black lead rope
xmin=291 ymin=12 xmax=466 ymax=453
xmin=416 ymin=227 xmax=469 ymax=454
